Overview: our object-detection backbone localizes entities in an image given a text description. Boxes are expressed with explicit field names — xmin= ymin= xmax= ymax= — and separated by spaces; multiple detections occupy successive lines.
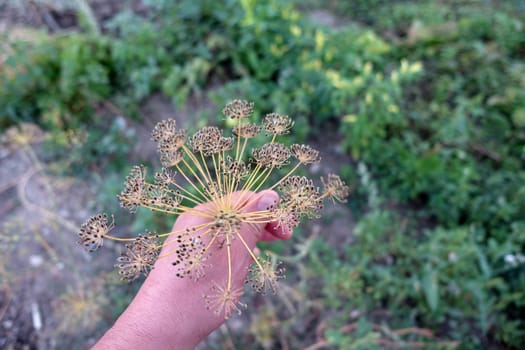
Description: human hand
xmin=94 ymin=190 xmax=290 ymax=349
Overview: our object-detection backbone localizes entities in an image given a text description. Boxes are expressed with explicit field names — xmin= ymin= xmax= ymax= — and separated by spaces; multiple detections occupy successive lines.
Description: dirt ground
xmin=0 ymin=142 xmax=106 ymax=349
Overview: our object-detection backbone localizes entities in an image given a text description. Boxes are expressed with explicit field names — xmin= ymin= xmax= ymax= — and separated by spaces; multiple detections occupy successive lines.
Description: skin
xmin=94 ymin=190 xmax=291 ymax=349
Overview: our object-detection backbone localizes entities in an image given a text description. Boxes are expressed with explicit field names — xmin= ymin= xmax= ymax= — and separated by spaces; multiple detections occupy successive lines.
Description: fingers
xmin=260 ymin=221 xmax=293 ymax=242
xmin=238 ymin=190 xmax=278 ymax=243
xmin=240 ymin=190 xmax=293 ymax=243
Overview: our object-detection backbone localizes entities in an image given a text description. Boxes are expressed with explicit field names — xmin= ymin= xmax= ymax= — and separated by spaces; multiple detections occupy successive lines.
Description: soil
xmin=0 ymin=144 xmax=112 ymax=349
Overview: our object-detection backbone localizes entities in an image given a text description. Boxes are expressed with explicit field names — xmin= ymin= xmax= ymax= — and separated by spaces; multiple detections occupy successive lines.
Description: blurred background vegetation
xmin=0 ymin=0 xmax=524 ymax=349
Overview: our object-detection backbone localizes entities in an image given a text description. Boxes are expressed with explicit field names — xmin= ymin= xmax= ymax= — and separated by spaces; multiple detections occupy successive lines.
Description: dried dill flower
xmin=322 ymin=174 xmax=351 ymax=203
xmin=204 ymin=283 xmax=246 ymax=319
xmin=116 ymin=234 xmax=159 ymax=282
xmin=252 ymin=143 xmax=291 ymax=169
xmin=233 ymin=123 xmax=261 ymax=139
xmin=171 ymin=234 xmax=209 ymax=281
xmin=118 ymin=165 xmax=147 ymax=212
xmin=221 ymin=156 xmax=251 ymax=180
xmin=78 ymin=214 xmax=115 ymax=252
xmin=279 ymin=176 xmax=323 ymax=219
xmin=151 ymin=119 xmax=178 ymax=142
xmin=248 ymin=257 xmax=285 ymax=294
xmin=291 ymin=144 xmax=321 ymax=164
xmin=223 ymin=99 xmax=254 ymax=119
xmin=154 ymin=168 xmax=178 ymax=187
xmin=262 ymin=113 xmax=294 ymax=135
xmin=78 ymin=99 xmax=350 ymax=318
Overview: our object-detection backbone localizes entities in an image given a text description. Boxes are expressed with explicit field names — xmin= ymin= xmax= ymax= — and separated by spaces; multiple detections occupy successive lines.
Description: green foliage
xmin=330 ymin=3 xmax=525 ymax=346
xmin=2 ymin=35 xmax=106 ymax=126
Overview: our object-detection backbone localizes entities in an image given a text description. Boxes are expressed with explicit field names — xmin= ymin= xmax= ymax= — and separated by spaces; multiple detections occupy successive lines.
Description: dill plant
xmin=78 ymin=100 xmax=349 ymax=318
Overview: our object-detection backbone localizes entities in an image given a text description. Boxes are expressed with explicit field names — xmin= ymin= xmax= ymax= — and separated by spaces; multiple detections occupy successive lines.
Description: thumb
xmin=237 ymin=190 xmax=279 ymax=247
xmin=240 ymin=190 xmax=293 ymax=242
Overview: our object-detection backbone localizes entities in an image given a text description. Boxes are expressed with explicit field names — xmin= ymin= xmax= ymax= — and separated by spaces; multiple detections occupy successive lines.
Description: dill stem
xmin=199 ymin=151 xmax=216 ymax=193
xmin=268 ymin=162 xmax=301 ymax=191
xmin=180 ymin=157 xmax=214 ymax=198
xmin=233 ymin=167 xmax=269 ymax=209
xmin=235 ymin=119 xmax=242 ymax=162
xmin=103 ymin=234 xmax=136 ymax=242
xmin=219 ymin=151 xmax=230 ymax=195
xmin=250 ymin=167 xmax=274 ymax=193
xmin=226 ymin=234 xmax=232 ymax=290
xmin=242 ymin=166 xmax=267 ymax=194
xmin=168 ymin=183 xmax=205 ymax=206
xmin=175 ymin=163 xmax=211 ymax=201
xmin=238 ymin=137 xmax=249 ymax=165
xmin=235 ymin=231 xmax=264 ymax=271
xmin=235 ymin=166 xmax=275 ymax=210
xmin=240 ymin=163 xmax=262 ymax=193
xmin=182 ymin=145 xmax=214 ymax=188
xmin=211 ymin=153 xmax=223 ymax=196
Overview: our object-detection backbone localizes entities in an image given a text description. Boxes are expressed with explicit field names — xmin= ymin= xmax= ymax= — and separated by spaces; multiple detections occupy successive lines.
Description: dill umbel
xmin=78 ymin=100 xmax=350 ymax=318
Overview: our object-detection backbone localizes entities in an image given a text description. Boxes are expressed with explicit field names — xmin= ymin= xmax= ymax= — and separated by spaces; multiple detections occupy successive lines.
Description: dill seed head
xmin=79 ymin=99 xmax=351 ymax=317
xmin=160 ymin=149 xmax=184 ymax=167
xmin=157 ymin=130 xmax=187 ymax=162
xmin=248 ymin=258 xmax=285 ymax=294
xmin=116 ymin=234 xmax=159 ymax=282
xmin=144 ymin=185 xmax=182 ymax=210
xmin=279 ymin=176 xmax=323 ymax=218
xmin=262 ymin=113 xmax=294 ymax=135
xmin=78 ymin=214 xmax=114 ymax=252
xmin=118 ymin=165 xmax=147 ymax=213
xmin=291 ymin=144 xmax=321 ymax=164
xmin=204 ymin=284 xmax=246 ymax=319
xmin=233 ymin=123 xmax=262 ymax=139
xmin=189 ymin=126 xmax=224 ymax=155
xmin=152 ymin=120 xmax=187 ymax=167
xmin=322 ymin=174 xmax=351 ymax=203
xmin=252 ymin=143 xmax=291 ymax=168
xmin=151 ymin=119 xmax=178 ymax=142
xmin=171 ymin=235 xmax=209 ymax=281
xmin=271 ymin=207 xmax=300 ymax=233
xmin=217 ymin=136 xmax=234 ymax=152
xmin=221 ymin=156 xmax=251 ymax=180
xmin=154 ymin=168 xmax=178 ymax=187
xmin=223 ymin=99 xmax=254 ymax=119
xmin=211 ymin=210 xmax=242 ymax=244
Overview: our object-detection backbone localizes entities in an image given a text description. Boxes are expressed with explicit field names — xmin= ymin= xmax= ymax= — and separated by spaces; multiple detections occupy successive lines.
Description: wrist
xmin=94 ymin=276 xmax=200 ymax=349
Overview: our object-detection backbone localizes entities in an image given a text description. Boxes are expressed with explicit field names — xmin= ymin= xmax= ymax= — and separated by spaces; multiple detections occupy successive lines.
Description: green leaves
xmin=422 ymin=264 xmax=439 ymax=312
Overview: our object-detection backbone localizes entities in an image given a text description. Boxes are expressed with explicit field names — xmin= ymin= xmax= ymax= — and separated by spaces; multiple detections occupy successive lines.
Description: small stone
xmin=29 ymin=255 xmax=44 ymax=267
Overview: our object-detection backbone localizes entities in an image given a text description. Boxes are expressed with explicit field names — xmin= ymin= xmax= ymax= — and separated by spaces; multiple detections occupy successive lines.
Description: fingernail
xmin=257 ymin=191 xmax=278 ymax=211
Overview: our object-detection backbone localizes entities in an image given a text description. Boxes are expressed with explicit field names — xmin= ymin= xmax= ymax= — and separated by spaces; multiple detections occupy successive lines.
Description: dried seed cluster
xmin=262 ymin=113 xmax=294 ymax=135
xmin=223 ymin=99 xmax=254 ymax=119
xmin=78 ymin=214 xmax=114 ymax=252
xmin=116 ymin=234 xmax=159 ymax=282
xmin=78 ymin=100 xmax=350 ymax=318
xmin=252 ymin=143 xmax=291 ymax=169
